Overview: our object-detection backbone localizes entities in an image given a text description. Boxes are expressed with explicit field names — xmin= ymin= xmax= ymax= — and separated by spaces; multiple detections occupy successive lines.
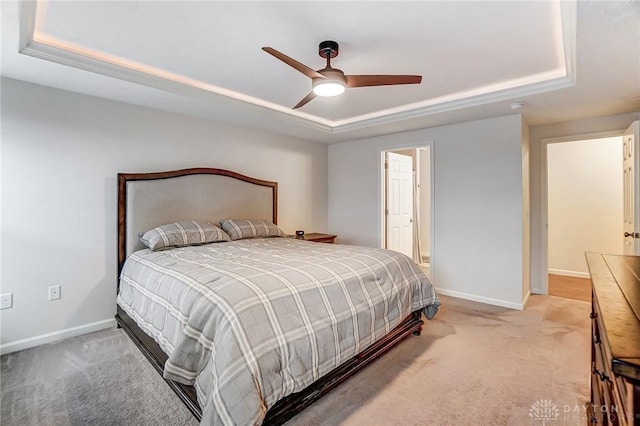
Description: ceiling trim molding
xmin=560 ymin=0 xmax=577 ymax=83
xmin=19 ymin=0 xmax=577 ymax=135
xmin=330 ymin=73 xmax=575 ymax=134
xmin=331 ymin=0 xmax=578 ymax=134
xmin=18 ymin=2 xmax=334 ymax=134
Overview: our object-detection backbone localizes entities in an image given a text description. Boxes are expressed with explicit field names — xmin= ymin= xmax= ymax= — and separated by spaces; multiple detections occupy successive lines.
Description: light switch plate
xmin=48 ymin=286 xmax=61 ymax=301
xmin=0 ymin=293 xmax=13 ymax=309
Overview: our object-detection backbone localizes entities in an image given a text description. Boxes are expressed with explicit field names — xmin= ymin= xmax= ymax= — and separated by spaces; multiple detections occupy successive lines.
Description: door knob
xmin=624 ymin=231 xmax=640 ymax=238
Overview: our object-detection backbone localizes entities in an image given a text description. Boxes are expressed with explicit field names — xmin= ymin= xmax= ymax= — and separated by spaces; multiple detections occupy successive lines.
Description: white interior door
xmin=623 ymin=121 xmax=640 ymax=255
xmin=386 ymin=152 xmax=413 ymax=257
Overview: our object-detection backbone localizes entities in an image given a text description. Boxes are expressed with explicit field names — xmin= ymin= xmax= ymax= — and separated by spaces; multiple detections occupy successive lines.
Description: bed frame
xmin=115 ymin=167 xmax=424 ymax=425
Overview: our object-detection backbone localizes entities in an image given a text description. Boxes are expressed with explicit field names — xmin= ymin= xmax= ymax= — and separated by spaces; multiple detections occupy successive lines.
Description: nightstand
xmin=296 ymin=233 xmax=337 ymax=243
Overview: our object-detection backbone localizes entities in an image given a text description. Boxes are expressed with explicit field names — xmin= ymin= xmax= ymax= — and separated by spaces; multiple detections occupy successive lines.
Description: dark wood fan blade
xmin=346 ymin=75 xmax=422 ymax=88
xmin=293 ymin=92 xmax=316 ymax=109
xmin=262 ymin=47 xmax=325 ymax=80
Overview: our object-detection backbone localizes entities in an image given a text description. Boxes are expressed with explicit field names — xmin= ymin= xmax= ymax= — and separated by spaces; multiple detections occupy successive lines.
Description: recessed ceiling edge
xmin=18 ymin=1 xmax=577 ymax=135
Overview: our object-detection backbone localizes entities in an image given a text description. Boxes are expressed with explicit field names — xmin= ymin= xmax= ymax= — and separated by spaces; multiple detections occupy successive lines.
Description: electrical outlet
xmin=0 ymin=293 xmax=13 ymax=309
xmin=48 ymin=285 xmax=61 ymax=301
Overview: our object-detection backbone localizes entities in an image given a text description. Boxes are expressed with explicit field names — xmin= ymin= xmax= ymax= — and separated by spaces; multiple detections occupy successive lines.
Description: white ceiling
xmin=1 ymin=1 xmax=639 ymax=143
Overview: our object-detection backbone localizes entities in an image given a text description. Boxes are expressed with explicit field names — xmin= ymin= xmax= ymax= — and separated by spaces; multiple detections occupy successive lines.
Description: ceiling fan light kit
xmin=313 ymin=80 xmax=346 ymax=97
xmin=262 ymin=40 xmax=422 ymax=109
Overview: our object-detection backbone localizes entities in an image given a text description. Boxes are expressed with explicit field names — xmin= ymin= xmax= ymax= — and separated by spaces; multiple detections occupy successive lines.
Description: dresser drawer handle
xmin=592 ymin=368 xmax=610 ymax=382
xmin=590 ymin=312 xmax=598 ymax=319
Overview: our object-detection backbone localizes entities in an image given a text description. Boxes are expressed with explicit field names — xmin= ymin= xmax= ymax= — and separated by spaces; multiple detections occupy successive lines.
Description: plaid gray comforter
xmin=117 ymin=238 xmax=440 ymax=425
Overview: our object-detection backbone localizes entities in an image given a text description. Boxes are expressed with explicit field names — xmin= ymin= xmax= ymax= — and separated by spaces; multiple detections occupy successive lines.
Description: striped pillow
xmin=220 ymin=219 xmax=285 ymax=241
xmin=140 ymin=220 xmax=230 ymax=250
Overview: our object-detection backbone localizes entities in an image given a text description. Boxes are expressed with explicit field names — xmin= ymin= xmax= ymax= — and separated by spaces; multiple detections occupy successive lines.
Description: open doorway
xmin=381 ymin=145 xmax=433 ymax=279
xmin=545 ymin=136 xmax=623 ymax=302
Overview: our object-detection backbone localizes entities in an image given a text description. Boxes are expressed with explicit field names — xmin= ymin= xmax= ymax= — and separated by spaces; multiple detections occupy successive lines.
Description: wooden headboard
xmin=117 ymin=168 xmax=278 ymax=277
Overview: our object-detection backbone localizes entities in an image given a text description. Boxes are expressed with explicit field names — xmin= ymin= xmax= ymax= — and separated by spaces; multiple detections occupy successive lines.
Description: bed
xmin=115 ymin=168 xmax=440 ymax=425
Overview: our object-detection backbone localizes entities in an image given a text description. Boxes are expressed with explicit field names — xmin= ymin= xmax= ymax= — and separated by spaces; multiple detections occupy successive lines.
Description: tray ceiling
xmin=2 ymin=1 xmax=638 ymax=143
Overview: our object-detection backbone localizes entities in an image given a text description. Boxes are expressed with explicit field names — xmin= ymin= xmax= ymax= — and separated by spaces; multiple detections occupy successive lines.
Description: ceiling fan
xmin=262 ymin=40 xmax=422 ymax=109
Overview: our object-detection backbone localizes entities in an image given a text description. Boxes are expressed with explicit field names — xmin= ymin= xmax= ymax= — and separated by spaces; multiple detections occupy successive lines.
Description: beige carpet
xmin=1 ymin=294 xmax=590 ymax=425
xmin=287 ymin=294 xmax=590 ymax=426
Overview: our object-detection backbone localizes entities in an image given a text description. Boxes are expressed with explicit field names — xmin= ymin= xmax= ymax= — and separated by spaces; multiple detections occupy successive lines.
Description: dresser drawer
xmin=593 ymin=350 xmax=618 ymax=425
xmin=591 ymin=373 xmax=605 ymax=424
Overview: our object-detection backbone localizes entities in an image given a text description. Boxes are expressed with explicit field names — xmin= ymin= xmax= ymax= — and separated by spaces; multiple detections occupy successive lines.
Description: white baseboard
xmin=436 ymin=288 xmax=526 ymax=311
xmin=548 ymin=269 xmax=590 ymax=279
xmin=0 ymin=318 xmax=116 ymax=355
xmin=531 ymin=286 xmax=545 ymax=295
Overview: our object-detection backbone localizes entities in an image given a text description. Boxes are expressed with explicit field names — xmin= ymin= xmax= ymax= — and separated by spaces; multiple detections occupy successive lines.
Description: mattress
xmin=117 ymin=237 xmax=440 ymax=425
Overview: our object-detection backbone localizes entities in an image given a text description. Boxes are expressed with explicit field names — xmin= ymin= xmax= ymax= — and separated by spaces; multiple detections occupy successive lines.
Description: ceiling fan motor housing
xmin=319 ymin=40 xmax=339 ymax=58
xmin=316 ymin=68 xmax=346 ymax=84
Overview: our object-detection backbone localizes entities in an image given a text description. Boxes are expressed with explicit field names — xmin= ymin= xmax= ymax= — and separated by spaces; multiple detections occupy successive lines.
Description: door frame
xmin=539 ymin=129 xmax=624 ymax=294
xmin=379 ymin=141 xmax=435 ymax=277
xmin=623 ymin=121 xmax=640 ymax=255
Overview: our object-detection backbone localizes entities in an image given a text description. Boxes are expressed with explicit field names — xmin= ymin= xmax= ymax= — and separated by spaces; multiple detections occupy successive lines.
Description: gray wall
xmin=328 ymin=114 xmax=529 ymax=309
xmin=0 ymin=78 xmax=328 ymax=351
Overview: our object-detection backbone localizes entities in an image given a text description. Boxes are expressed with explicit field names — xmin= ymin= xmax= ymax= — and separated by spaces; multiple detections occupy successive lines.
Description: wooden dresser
xmin=586 ymin=253 xmax=640 ymax=426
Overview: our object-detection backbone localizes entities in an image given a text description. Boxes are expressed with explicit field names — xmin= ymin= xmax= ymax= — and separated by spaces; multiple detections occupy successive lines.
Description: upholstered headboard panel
xmin=117 ymin=168 xmax=277 ymax=275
